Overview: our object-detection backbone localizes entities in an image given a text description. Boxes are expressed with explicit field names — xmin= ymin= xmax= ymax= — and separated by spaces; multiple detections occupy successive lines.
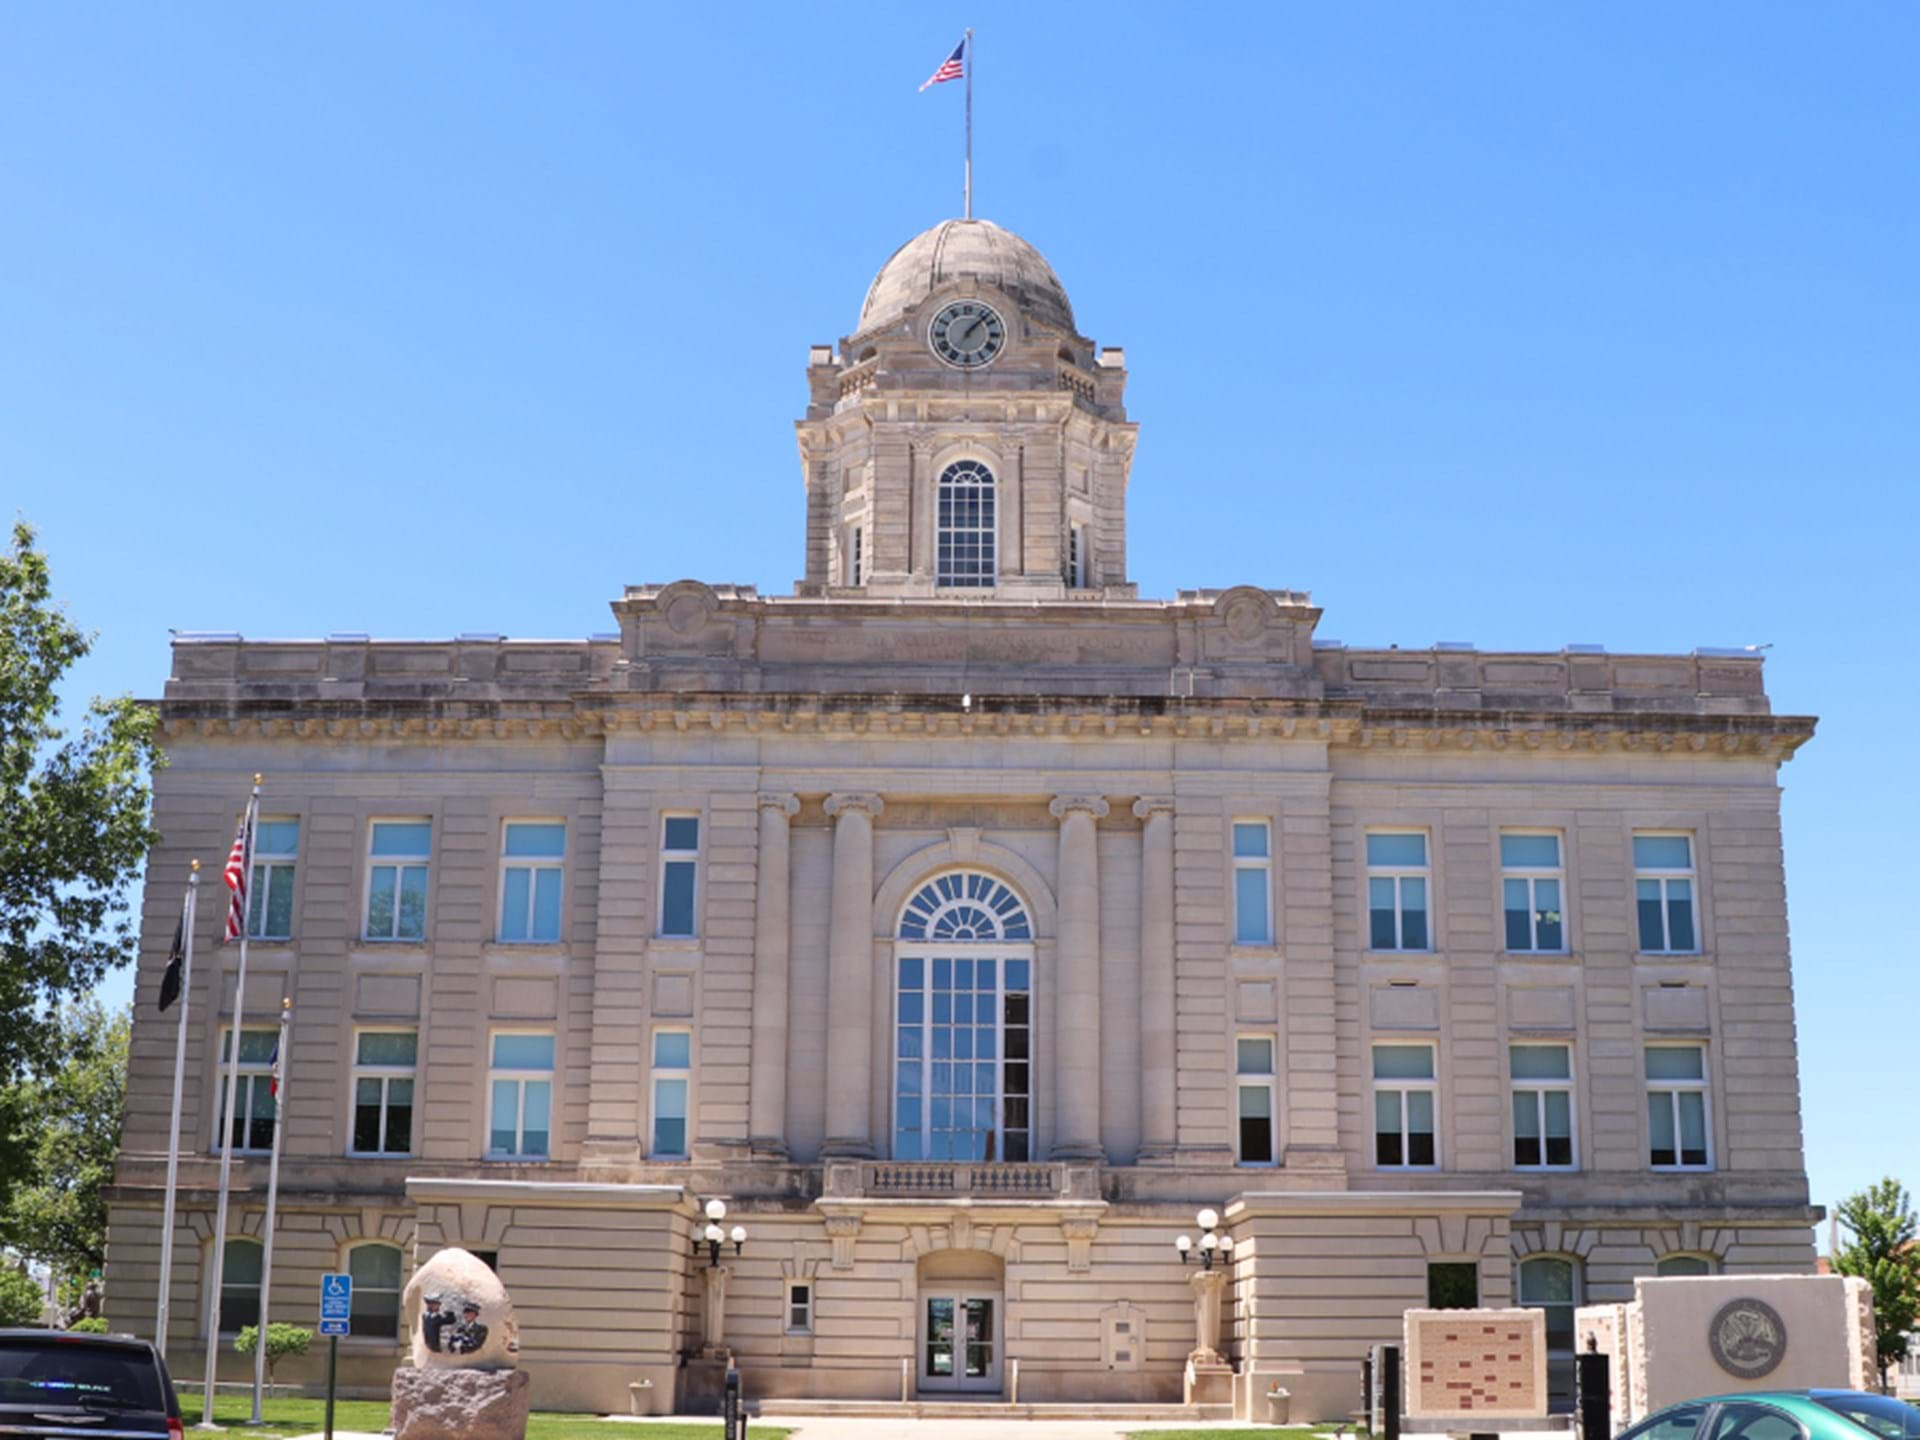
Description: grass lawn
xmin=188 ymin=1394 xmax=788 ymax=1440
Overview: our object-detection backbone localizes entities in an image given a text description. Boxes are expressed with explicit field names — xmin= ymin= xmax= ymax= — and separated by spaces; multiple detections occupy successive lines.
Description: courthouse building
xmin=107 ymin=217 xmax=1820 ymax=1419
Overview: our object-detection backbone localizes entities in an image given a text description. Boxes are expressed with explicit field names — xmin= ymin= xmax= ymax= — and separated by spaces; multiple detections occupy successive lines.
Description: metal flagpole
xmin=250 ymin=998 xmax=292 ymax=1423
xmin=155 ymin=863 xmax=200 ymax=1357
xmin=964 ymin=28 xmax=974 ymax=219
xmin=200 ymin=776 xmax=261 ymax=1429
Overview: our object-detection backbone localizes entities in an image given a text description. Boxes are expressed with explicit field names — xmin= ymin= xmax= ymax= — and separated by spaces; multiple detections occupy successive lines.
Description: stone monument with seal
xmin=391 ymin=1248 xmax=529 ymax=1440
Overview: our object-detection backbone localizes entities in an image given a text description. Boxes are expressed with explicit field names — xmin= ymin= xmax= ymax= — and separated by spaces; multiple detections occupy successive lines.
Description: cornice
xmin=152 ymin=695 xmax=1816 ymax=761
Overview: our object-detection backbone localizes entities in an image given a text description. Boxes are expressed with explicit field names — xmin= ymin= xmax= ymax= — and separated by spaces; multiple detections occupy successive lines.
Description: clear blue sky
xmin=4 ymin=4 xmax=1914 ymax=1230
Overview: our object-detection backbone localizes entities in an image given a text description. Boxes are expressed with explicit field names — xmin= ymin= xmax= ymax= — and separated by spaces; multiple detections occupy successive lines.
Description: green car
xmin=1621 ymin=1391 xmax=1920 ymax=1440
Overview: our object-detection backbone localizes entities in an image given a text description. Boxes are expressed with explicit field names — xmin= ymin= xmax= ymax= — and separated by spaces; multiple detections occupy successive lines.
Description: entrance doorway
xmin=920 ymin=1291 xmax=1001 ymax=1393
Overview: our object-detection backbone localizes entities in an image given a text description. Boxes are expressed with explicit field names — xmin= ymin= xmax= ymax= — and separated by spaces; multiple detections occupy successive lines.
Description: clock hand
xmin=958 ymin=316 xmax=985 ymax=348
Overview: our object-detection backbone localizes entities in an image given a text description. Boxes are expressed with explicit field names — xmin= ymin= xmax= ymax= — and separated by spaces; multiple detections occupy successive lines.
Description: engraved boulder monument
xmin=392 ymin=1249 xmax=530 ymax=1440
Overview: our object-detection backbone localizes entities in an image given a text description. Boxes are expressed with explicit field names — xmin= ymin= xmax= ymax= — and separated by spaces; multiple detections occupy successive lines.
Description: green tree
xmin=1832 ymin=1177 xmax=1920 ymax=1391
xmin=2 ymin=1002 xmax=129 ymax=1281
xmin=233 ymin=1324 xmax=313 ymax=1386
xmin=0 ymin=522 xmax=161 ymax=1206
xmin=0 ymin=1264 xmax=43 ymax=1326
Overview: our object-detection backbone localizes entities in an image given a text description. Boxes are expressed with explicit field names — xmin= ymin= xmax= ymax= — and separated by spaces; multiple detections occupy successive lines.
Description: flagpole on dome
xmin=249 ymin=997 xmax=292 ymax=1423
xmin=154 ymin=861 xmax=199 ymax=1360
xmin=199 ymin=774 xmax=262 ymax=1428
xmin=964 ymin=27 xmax=973 ymax=220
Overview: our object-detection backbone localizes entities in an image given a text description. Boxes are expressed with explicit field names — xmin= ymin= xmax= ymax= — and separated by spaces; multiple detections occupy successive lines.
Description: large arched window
xmin=895 ymin=872 xmax=1033 ymax=1162
xmin=348 ymin=1242 xmax=405 ymax=1339
xmin=936 ymin=460 xmax=996 ymax=588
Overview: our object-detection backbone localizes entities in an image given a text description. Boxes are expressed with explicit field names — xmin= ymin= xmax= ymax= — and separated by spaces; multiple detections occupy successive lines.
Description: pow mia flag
xmin=158 ymin=912 xmax=186 ymax=1012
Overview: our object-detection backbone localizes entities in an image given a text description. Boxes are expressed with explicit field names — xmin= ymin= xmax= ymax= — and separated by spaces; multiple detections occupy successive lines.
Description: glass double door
xmin=920 ymin=1292 xmax=1001 ymax=1393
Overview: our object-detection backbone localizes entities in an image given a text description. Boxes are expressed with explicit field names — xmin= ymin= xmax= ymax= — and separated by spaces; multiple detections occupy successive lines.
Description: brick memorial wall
xmin=1404 ymin=1308 xmax=1549 ymax=1421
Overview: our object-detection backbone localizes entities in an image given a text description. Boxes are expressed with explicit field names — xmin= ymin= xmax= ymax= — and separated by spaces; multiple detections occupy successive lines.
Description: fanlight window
xmin=936 ymin=460 xmax=997 ymax=588
xmin=899 ymin=871 xmax=1032 ymax=942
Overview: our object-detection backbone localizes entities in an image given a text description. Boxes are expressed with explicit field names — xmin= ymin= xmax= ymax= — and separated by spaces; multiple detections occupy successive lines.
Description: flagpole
xmin=964 ymin=27 xmax=973 ymax=219
xmin=200 ymin=776 xmax=261 ymax=1429
xmin=155 ymin=863 xmax=200 ymax=1357
xmin=250 ymin=998 xmax=291 ymax=1423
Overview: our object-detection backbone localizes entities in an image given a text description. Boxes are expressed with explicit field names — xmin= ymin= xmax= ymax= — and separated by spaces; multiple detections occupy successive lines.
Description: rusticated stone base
xmin=392 ymin=1366 xmax=531 ymax=1440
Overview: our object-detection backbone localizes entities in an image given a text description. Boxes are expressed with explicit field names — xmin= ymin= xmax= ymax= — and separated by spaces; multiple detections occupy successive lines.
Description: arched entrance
xmin=916 ymin=1248 xmax=1005 ymax=1395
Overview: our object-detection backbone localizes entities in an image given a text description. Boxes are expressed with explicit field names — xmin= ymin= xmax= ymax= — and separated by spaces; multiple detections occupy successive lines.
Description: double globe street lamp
xmin=692 ymin=1197 xmax=748 ymax=1268
xmin=1174 ymin=1207 xmax=1234 ymax=1271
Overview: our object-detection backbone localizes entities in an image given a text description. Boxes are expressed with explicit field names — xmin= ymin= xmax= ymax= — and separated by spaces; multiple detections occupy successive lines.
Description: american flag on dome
xmin=920 ymin=37 xmax=966 ymax=91
xmin=222 ymin=803 xmax=256 ymax=943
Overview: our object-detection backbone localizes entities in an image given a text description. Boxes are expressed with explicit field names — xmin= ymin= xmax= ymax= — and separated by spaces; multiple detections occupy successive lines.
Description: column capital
xmin=1132 ymin=795 xmax=1177 ymax=820
xmin=825 ymin=791 xmax=885 ymax=820
xmin=1049 ymin=794 xmax=1111 ymax=821
xmin=757 ymin=792 xmax=801 ymax=816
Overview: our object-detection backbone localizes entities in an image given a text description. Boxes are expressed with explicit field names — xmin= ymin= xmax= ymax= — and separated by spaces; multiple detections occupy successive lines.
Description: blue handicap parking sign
xmin=319 ymin=1272 xmax=353 ymax=1324
xmin=319 ymin=1318 xmax=350 ymax=1337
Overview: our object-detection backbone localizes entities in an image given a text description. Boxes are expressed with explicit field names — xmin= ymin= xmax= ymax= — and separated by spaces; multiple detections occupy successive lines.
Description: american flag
xmin=919 ymin=37 xmax=965 ymax=91
xmin=222 ymin=802 xmax=255 ymax=943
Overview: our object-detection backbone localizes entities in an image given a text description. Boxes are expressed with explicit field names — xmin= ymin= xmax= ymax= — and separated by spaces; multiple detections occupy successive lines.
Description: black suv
xmin=0 ymin=1331 xmax=182 ymax=1440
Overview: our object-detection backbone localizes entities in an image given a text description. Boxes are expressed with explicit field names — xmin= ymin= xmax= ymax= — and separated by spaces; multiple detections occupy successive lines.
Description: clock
xmin=929 ymin=300 xmax=1006 ymax=369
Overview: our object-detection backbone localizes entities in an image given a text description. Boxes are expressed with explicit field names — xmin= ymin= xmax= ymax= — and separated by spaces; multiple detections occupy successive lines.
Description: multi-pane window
xmin=1367 ymin=832 xmax=1430 ymax=950
xmin=1502 ymin=833 xmax=1565 ymax=952
xmin=1066 ymin=523 xmax=1087 ymax=588
xmin=650 ymin=1030 xmax=691 ymax=1158
xmin=247 ymin=820 xmax=299 ymax=940
xmin=1511 ymin=1043 xmax=1575 ymax=1169
xmin=658 ymin=815 xmax=701 ymax=939
xmin=215 ymin=1028 xmax=278 ymax=1153
xmin=1635 ymin=834 xmax=1698 ymax=953
xmin=1656 ymin=1254 xmax=1714 ymax=1277
xmin=1233 ymin=821 xmax=1273 ymax=945
xmin=1646 ymin=1045 xmax=1711 ymax=1169
xmin=850 ymin=527 xmax=863 ymax=586
xmin=348 ymin=1243 xmax=404 ymax=1339
xmin=895 ymin=955 xmax=1032 ymax=1162
xmin=1236 ymin=1036 xmax=1277 ymax=1166
xmin=1373 ymin=1043 xmax=1437 ymax=1168
xmin=1519 ymin=1255 xmax=1582 ymax=1410
xmin=935 ymin=459 xmax=996 ymax=588
xmin=500 ymin=821 xmax=565 ymax=943
xmin=367 ymin=820 xmax=431 ymax=941
xmin=786 ymin=1281 xmax=812 ymax=1334
xmin=487 ymin=1032 xmax=554 ymax=1159
xmin=218 ymin=1237 xmax=263 ymax=1333
xmin=351 ymin=1030 xmax=417 ymax=1156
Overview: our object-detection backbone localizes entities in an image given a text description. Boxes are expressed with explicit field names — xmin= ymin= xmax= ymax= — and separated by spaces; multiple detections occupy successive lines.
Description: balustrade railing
xmin=862 ymin=1161 xmax=1061 ymax=1197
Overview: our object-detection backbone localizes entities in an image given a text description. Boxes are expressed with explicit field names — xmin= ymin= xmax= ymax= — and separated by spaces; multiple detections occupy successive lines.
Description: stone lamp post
xmin=1175 ymin=1208 xmax=1235 ymax=1407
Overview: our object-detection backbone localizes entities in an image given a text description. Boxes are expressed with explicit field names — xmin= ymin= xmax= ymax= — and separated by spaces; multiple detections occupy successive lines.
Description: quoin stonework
xmin=106 ymin=217 xmax=1820 ymax=1422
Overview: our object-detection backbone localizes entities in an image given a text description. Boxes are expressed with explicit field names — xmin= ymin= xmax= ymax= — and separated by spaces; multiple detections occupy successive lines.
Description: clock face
xmin=929 ymin=301 xmax=1006 ymax=369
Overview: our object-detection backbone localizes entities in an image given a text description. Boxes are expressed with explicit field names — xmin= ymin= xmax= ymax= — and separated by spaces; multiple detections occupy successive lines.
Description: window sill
xmin=1504 ymin=950 xmax=1577 ymax=962
xmin=345 ymin=1151 xmax=415 ymax=1161
xmin=1228 ymin=943 xmax=1283 ymax=961
xmin=1512 ymin=1165 xmax=1581 ymax=1175
xmin=650 ymin=936 xmax=701 ymax=950
xmin=1636 ymin=952 xmax=1707 ymax=962
xmin=245 ymin=936 xmax=295 ymax=947
xmin=1366 ymin=949 xmax=1437 ymax=958
xmin=482 ymin=1154 xmax=552 ymax=1164
xmin=1650 ymin=1164 xmax=1715 ymax=1174
xmin=360 ymin=938 xmax=430 ymax=950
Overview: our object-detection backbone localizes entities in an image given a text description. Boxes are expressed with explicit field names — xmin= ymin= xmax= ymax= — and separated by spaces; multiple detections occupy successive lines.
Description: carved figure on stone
xmin=401 ymin=1247 xmax=519 ymax=1370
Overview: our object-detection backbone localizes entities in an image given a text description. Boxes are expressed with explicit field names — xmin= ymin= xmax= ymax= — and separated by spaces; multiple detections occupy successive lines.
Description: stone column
xmin=1134 ymin=796 xmax=1178 ymax=1161
xmin=822 ymin=792 xmax=883 ymax=1158
xmin=748 ymin=793 xmax=800 ymax=1158
xmin=1049 ymin=794 xmax=1109 ymax=1160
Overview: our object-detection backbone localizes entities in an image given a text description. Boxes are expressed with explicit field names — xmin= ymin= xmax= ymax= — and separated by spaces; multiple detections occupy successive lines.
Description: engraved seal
xmin=1708 ymin=1297 xmax=1787 ymax=1379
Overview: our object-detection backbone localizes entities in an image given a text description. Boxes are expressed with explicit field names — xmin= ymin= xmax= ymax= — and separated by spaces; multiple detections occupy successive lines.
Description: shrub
xmin=0 ymin=1267 xmax=44 ymax=1326
xmin=233 ymin=1324 xmax=314 ymax=1384
xmin=70 ymin=1316 xmax=109 ymax=1334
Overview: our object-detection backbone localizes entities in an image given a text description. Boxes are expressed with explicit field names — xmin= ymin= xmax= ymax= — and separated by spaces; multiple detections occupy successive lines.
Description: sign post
xmin=318 ymin=1274 xmax=352 ymax=1440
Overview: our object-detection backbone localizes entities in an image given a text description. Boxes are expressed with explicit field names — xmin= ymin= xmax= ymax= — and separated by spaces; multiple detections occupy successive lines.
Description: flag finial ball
xmin=191 ymin=858 xmax=201 ymax=872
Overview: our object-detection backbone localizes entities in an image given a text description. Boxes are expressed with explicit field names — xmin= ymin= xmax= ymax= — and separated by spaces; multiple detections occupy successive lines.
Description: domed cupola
xmin=857 ymin=219 xmax=1075 ymax=339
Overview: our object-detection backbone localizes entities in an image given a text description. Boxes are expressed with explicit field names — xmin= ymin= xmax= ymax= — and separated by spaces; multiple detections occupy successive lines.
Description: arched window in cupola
xmin=935 ymin=460 xmax=997 ymax=588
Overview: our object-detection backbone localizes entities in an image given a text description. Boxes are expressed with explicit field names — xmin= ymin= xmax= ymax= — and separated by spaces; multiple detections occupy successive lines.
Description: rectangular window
xmin=247 ymin=819 xmax=299 ymax=940
xmin=1635 ymin=834 xmax=1698 ymax=953
xmin=1367 ymin=832 xmax=1430 ymax=951
xmin=651 ymin=1029 xmax=691 ymax=1158
xmin=1066 ymin=523 xmax=1087 ymax=587
xmin=1501 ymin=832 xmax=1565 ymax=952
xmin=1373 ymin=1043 xmax=1437 ymax=1168
xmin=1646 ymin=1045 xmax=1711 ymax=1169
xmin=367 ymin=820 xmax=431 ymax=941
xmin=786 ymin=1281 xmax=812 ymax=1334
xmin=1233 ymin=821 xmax=1273 ymax=945
xmin=1236 ymin=1035 xmax=1277 ymax=1166
xmin=219 ymin=1239 xmax=262 ymax=1333
xmin=487 ymin=1032 xmax=554 ymax=1159
xmin=1511 ymin=1043 xmax=1575 ymax=1169
xmin=500 ymin=821 xmax=565 ymax=943
xmin=1427 ymin=1261 xmax=1480 ymax=1309
xmin=350 ymin=1030 xmax=417 ymax=1156
xmin=851 ymin=527 xmax=863 ymax=586
xmin=215 ymin=1028 xmax=278 ymax=1154
xmin=894 ymin=955 xmax=1032 ymax=1163
xmin=347 ymin=1244 xmax=404 ymax=1340
xmin=658 ymin=815 xmax=701 ymax=939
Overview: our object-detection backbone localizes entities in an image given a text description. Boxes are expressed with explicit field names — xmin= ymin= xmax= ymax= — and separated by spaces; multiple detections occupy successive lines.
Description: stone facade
xmin=103 ymin=218 xmax=1819 ymax=1421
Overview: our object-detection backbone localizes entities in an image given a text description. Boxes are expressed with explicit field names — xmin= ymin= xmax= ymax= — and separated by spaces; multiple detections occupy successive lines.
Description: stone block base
xmin=679 ymin=1352 xmax=734 ymax=1415
xmin=392 ymin=1366 xmax=530 ymax=1440
xmin=1184 ymin=1357 xmax=1234 ymax=1407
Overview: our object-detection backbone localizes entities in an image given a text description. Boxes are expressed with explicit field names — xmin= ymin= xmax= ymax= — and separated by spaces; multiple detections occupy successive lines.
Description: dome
xmin=858 ymin=219 xmax=1074 ymax=337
